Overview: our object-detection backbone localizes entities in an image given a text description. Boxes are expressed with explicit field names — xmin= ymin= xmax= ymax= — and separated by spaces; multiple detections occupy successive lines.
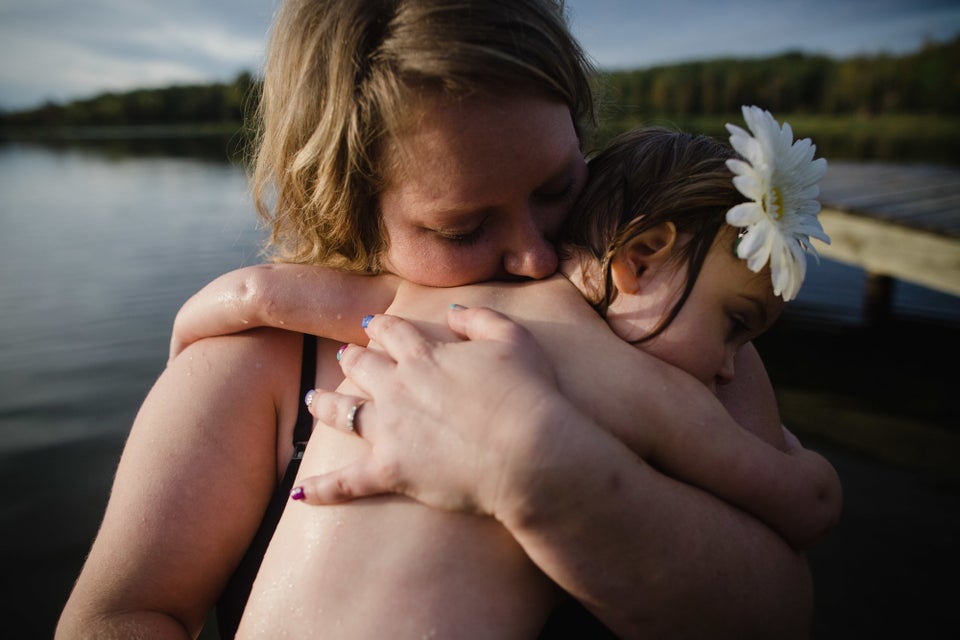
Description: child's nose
xmin=716 ymin=350 xmax=736 ymax=386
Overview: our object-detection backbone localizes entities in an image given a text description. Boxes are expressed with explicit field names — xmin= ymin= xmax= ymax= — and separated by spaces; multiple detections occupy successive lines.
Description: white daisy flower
xmin=725 ymin=105 xmax=830 ymax=301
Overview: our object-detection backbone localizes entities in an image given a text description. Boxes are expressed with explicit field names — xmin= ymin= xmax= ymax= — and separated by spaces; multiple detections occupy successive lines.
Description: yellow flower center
xmin=764 ymin=187 xmax=784 ymax=220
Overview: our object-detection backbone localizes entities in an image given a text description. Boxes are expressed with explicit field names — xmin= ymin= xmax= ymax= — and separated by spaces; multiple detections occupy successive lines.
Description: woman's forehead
xmin=383 ymin=93 xmax=582 ymax=211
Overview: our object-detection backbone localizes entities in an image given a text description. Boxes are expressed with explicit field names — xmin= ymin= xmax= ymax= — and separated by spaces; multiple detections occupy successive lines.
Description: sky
xmin=1 ymin=0 xmax=958 ymax=112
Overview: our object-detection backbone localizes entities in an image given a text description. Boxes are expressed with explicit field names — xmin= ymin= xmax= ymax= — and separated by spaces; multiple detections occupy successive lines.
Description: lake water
xmin=0 ymin=142 xmax=263 ymax=451
xmin=1 ymin=141 xmax=956 ymax=454
xmin=1 ymin=140 xmax=957 ymax=638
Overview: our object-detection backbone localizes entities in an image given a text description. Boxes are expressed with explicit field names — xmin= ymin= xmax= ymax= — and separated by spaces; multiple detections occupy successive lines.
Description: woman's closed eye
xmin=434 ymin=223 xmax=486 ymax=246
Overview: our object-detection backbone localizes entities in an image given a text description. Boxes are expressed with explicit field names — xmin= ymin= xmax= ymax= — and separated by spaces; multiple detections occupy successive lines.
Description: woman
xmin=57 ymin=2 xmax=813 ymax=637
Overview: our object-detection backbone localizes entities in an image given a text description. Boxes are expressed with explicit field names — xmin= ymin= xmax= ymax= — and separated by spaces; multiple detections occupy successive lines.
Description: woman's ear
xmin=609 ymin=221 xmax=678 ymax=295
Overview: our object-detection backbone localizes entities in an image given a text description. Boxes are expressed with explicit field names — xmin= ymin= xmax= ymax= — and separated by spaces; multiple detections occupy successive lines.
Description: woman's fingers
xmin=333 ymin=336 xmax=404 ymax=400
xmin=358 ymin=313 xmax=436 ymax=363
xmin=445 ymin=305 xmax=530 ymax=345
xmin=290 ymin=462 xmax=388 ymax=505
xmin=306 ymin=389 xmax=377 ymax=436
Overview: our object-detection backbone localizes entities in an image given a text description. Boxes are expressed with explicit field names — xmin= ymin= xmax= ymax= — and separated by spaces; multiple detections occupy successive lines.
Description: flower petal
xmin=724 ymin=106 xmax=829 ymax=300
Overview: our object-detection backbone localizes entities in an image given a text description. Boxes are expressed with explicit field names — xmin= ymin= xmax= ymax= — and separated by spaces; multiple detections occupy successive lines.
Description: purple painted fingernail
xmin=361 ymin=314 xmax=374 ymax=328
xmin=304 ymin=389 xmax=315 ymax=407
xmin=290 ymin=486 xmax=306 ymax=501
xmin=336 ymin=344 xmax=348 ymax=361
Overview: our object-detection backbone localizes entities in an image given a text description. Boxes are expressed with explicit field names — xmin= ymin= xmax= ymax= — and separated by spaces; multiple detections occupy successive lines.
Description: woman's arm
xmin=492 ymin=281 xmax=840 ymax=550
xmin=168 ymin=264 xmax=399 ymax=362
xmin=461 ymin=280 xmax=840 ymax=549
xmin=603 ymin=339 xmax=840 ymax=550
xmin=298 ymin=308 xmax=815 ymax=639
xmin=57 ymin=329 xmax=302 ymax=638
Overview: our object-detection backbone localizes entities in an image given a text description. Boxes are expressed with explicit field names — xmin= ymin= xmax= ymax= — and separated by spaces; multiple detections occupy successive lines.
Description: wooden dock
xmin=814 ymin=162 xmax=960 ymax=322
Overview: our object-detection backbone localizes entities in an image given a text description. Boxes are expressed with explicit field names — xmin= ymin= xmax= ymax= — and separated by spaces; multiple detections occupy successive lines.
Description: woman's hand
xmin=292 ymin=306 xmax=575 ymax=519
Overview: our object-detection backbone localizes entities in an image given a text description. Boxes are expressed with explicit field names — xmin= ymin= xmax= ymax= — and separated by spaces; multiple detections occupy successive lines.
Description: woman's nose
xmin=502 ymin=217 xmax=559 ymax=280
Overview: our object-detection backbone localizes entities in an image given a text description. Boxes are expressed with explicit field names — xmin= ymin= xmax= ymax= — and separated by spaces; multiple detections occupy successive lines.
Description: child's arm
xmin=168 ymin=264 xmax=400 ymax=363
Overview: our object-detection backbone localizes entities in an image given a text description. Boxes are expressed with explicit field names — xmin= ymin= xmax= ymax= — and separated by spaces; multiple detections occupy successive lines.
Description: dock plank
xmin=819 ymin=162 xmax=960 ymax=235
xmin=815 ymin=162 xmax=960 ymax=299
xmin=817 ymin=207 xmax=960 ymax=296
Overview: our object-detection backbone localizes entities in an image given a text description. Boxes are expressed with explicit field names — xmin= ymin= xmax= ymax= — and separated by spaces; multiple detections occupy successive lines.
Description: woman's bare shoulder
xmin=167 ymin=327 xmax=307 ymax=414
xmin=174 ymin=327 xmax=304 ymax=373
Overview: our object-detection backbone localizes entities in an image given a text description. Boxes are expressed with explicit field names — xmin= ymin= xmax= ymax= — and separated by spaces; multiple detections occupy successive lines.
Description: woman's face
xmin=379 ymin=93 xmax=587 ymax=287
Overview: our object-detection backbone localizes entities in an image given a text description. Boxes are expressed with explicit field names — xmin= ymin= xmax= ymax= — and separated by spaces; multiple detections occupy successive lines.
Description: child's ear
xmin=609 ymin=221 xmax=678 ymax=295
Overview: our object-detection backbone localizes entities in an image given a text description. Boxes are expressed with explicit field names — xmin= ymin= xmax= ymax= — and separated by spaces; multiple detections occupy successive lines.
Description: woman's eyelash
xmin=439 ymin=227 xmax=484 ymax=245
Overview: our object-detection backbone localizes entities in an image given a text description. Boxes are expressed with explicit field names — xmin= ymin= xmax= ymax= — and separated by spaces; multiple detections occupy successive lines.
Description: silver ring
xmin=346 ymin=400 xmax=365 ymax=432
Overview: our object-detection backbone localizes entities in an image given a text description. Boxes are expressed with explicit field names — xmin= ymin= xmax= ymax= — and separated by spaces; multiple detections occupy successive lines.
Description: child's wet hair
xmin=562 ymin=126 xmax=746 ymax=341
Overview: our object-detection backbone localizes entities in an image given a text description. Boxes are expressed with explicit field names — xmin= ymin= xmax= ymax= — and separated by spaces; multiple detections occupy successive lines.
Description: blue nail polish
xmin=449 ymin=303 xmax=466 ymax=311
xmin=336 ymin=344 xmax=348 ymax=361
xmin=361 ymin=314 xmax=374 ymax=328
xmin=304 ymin=389 xmax=315 ymax=407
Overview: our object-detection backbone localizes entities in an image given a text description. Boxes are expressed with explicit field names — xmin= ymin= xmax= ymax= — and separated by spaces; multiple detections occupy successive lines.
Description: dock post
xmin=863 ymin=273 xmax=894 ymax=325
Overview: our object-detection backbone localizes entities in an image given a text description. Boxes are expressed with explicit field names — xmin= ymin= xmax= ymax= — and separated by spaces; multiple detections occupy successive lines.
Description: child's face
xmin=378 ymin=93 xmax=587 ymax=287
xmin=608 ymin=233 xmax=785 ymax=393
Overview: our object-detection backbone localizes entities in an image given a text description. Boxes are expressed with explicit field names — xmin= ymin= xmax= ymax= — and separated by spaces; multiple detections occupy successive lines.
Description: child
xmin=177 ymin=111 xmax=842 ymax=637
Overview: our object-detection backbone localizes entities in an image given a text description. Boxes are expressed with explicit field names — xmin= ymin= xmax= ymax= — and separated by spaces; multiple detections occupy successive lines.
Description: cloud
xmin=1 ymin=0 xmax=957 ymax=110
xmin=566 ymin=0 xmax=960 ymax=69
xmin=0 ymin=0 xmax=269 ymax=109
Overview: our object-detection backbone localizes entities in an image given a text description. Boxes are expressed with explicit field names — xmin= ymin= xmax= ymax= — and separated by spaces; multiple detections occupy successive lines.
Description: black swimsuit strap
xmin=216 ymin=333 xmax=317 ymax=639
xmin=293 ymin=333 xmax=318 ymax=446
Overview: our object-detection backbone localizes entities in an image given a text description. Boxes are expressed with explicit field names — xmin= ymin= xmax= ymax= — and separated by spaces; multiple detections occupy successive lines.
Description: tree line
xmin=1 ymin=37 xmax=956 ymax=130
xmin=597 ymin=36 xmax=958 ymax=121
xmin=0 ymin=73 xmax=257 ymax=129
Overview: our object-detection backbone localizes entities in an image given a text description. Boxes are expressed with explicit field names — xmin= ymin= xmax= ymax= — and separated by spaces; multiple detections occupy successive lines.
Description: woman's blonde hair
xmin=252 ymin=0 xmax=595 ymax=271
